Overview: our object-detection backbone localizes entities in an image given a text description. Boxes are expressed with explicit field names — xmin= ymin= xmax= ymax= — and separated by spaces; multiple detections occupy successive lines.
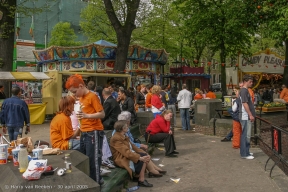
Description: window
xmin=218 ymin=74 xmax=221 ymax=83
xmin=187 ymin=79 xmax=200 ymax=92
xmin=213 ymin=74 xmax=216 ymax=84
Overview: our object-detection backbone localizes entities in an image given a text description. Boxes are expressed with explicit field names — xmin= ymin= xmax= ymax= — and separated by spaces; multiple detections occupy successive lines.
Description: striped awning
xmin=0 ymin=72 xmax=52 ymax=80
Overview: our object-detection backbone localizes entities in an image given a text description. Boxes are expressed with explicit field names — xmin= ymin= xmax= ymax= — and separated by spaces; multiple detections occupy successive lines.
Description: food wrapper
xmin=22 ymin=159 xmax=47 ymax=180
xmin=42 ymin=148 xmax=62 ymax=155
xmin=74 ymin=102 xmax=84 ymax=126
xmin=15 ymin=137 xmax=34 ymax=152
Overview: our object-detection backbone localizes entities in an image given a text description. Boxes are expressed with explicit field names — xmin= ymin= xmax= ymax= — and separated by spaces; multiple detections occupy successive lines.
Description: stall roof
xmin=0 ymin=72 xmax=52 ymax=80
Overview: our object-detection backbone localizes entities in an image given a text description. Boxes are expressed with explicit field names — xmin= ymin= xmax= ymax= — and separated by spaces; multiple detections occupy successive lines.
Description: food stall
xmin=32 ymin=41 xmax=169 ymax=114
xmin=0 ymin=72 xmax=51 ymax=124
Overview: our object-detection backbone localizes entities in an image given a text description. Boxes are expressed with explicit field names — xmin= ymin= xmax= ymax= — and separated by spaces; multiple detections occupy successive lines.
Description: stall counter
xmin=28 ymin=103 xmax=47 ymax=124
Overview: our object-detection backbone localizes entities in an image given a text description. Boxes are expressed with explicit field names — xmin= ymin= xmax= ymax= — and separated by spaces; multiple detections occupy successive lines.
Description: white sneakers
xmin=100 ymin=167 xmax=111 ymax=176
xmin=102 ymin=159 xmax=116 ymax=169
xmin=241 ymin=155 xmax=254 ymax=160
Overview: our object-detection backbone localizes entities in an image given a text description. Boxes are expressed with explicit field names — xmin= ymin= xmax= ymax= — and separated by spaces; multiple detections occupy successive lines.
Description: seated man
xmin=50 ymin=96 xmax=80 ymax=150
xmin=101 ymin=88 xmax=121 ymax=130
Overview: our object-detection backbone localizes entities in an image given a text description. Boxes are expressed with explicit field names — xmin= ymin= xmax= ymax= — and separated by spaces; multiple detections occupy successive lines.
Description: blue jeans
xmin=7 ymin=126 xmax=21 ymax=141
xmin=153 ymin=112 xmax=162 ymax=118
xmin=226 ymin=130 xmax=233 ymax=140
xmin=240 ymin=120 xmax=252 ymax=157
xmin=180 ymin=108 xmax=190 ymax=130
xmin=68 ymin=139 xmax=80 ymax=150
xmin=80 ymin=131 xmax=104 ymax=183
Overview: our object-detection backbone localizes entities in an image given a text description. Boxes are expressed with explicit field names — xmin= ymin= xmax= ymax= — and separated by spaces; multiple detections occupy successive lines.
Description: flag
xmin=29 ymin=16 xmax=34 ymax=38
xmin=16 ymin=13 xmax=20 ymax=37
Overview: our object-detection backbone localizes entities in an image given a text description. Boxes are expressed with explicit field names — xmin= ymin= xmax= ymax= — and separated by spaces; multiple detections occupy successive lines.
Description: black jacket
xmin=119 ymin=97 xmax=137 ymax=125
xmin=135 ymin=91 xmax=145 ymax=106
xmin=102 ymin=96 xmax=121 ymax=130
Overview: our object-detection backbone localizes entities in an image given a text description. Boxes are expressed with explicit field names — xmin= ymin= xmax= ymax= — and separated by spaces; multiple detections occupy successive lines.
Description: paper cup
xmin=0 ymin=144 xmax=8 ymax=164
xmin=32 ymin=148 xmax=43 ymax=159
xmin=12 ymin=148 xmax=20 ymax=166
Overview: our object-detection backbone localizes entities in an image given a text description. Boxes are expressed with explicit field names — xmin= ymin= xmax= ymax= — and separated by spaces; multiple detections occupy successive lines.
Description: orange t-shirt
xmin=194 ymin=93 xmax=203 ymax=100
xmin=280 ymin=88 xmax=288 ymax=102
xmin=248 ymin=88 xmax=255 ymax=103
xmin=146 ymin=92 xmax=152 ymax=108
xmin=79 ymin=91 xmax=104 ymax=132
xmin=50 ymin=113 xmax=74 ymax=150
xmin=206 ymin=91 xmax=216 ymax=99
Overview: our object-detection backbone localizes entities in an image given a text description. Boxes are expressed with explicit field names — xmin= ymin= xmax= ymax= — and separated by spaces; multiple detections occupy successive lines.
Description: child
xmin=231 ymin=86 xmax=241 ymax=149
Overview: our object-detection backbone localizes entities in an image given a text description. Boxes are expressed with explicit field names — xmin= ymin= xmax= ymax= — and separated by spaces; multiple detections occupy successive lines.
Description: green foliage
xmin=48 ymin=22 xmax=82 ymax=47
xmin=80 ymin=0 xmax=117 ymax=43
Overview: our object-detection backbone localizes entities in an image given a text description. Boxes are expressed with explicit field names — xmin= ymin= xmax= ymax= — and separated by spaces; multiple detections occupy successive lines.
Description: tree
xmin=103 ymin=0 xmax=140 ymax=72
xmin=175 ymin=0 xmax=260 ymax=96
xmin=261 ymin=0 xmax=288 ymax=85
xmin=49 ymin=22 xmax=82 ymax=47
xmin=80 ymin=0 xmax=117 ymax=43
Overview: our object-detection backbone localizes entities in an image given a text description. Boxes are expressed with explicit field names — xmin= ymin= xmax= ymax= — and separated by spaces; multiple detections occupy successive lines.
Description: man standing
xmin=0 ymin=86 xmax=30 ymax=141
xmin=65 ymin=74 xmax=105 ymax=184
xmin=177 ymin=84 xmax=192 ymax=130
xmin=102 ymin=88 xmax=121 ymax=130
xmin=0 ymin=85 xmax=6 ymax=99
xmin=239 ymin=75 xmax=255 ymax=160
xmin=160 ymin=85 xmax=169 ymax=109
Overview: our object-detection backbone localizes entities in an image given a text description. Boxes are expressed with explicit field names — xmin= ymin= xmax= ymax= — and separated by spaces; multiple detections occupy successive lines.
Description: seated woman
xmin=50 ymin=96 xmax=80 ymax=150
xmin=145 ymin=110 xmax=178 ymax=157
xmin=110 ymin=120 xmax=153 ymax=187
xmin=112 ymin=111 xmax=166 ymax=177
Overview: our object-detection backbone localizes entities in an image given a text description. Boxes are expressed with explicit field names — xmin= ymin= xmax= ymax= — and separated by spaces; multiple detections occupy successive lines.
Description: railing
xmin=254 ymin=116 xmax=288 ymax=177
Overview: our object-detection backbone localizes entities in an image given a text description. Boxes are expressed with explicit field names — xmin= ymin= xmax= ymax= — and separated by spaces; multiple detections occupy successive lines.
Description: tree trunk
xmin=220 ymin=40 xmax=227 ymax=98
xmin=283 ymin=39 xmax=288 ymax=86
xmin=114 ymin=31 xmax=132 ymax=72
xmin=0 ymin=0 xmax=17 ymax=96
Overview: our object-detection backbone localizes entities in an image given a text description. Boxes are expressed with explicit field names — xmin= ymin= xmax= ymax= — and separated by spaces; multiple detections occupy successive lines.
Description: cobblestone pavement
xmin=2 ymin=111 xmax=287 ymax=192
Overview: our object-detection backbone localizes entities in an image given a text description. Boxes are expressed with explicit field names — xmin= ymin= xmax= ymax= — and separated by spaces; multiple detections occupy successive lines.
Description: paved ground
xmin=2 ymin=111 xmax=288 ymax=192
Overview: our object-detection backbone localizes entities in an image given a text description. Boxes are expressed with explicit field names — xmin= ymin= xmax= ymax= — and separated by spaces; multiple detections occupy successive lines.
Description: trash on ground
xmin=152 ymin=158 xmax=160 ymax=161
xmin=157 ymin=147 xmax=165 ymax=151
xmin=159 ymin=164 xmax=165 ymax=167
xmin=170 ymin=178 xmax=180 ymax=183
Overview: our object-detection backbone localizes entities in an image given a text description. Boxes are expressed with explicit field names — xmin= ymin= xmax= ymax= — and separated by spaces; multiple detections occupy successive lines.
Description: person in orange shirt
xmin=145 ymin=84 xmax=153 ymax=111
xmin=50 ymin=96 xmax=80 ymax=150
xmin=280 ymin=84 xmax=288 ymax=103
xmin=194 ymin=88 xmax=203 ymax=100
xmin=248 ymin=88 xmax=255 ymax=104
xmin=206 ymin=88 xmax=216 ymax=99
xmin=66 ymin=74 xmax=105 ymax=184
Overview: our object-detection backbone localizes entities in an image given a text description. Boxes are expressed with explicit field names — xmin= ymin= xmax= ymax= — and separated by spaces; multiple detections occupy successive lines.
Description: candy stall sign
xmin=239 ymin=49 xmax=284 ymax=74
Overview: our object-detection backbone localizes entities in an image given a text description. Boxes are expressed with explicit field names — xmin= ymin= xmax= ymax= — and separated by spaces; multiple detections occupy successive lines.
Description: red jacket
xmin=151 ymin=94 xmax=163 ymax=109
xmin=146 ymin=115 xmax=170 ymax=135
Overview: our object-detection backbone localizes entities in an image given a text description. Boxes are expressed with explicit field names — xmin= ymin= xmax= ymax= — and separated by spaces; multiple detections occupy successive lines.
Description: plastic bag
xmin=22 ymin=159 xmax=47 ymax=180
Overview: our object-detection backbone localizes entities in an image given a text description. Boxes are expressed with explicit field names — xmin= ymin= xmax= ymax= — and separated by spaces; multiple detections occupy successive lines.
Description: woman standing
xmin=135 ymin=84 xmax=146 ymax=112
xmin=145 ymin=110 xmax=178 ymax=157
xmin=118 ymin=89 xmax=137 ymax=125
xmin=151 ymin=85 xmax=165 ymax=118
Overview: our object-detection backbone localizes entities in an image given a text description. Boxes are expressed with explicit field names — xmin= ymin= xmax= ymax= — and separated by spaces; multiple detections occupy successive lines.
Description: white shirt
xmin=177 ymin=89 xmax=192 ymax=108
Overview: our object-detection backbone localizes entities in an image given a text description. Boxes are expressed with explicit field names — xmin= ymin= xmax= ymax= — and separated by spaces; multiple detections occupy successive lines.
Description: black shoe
xmin=158 ymin=170 xmax=167 ymax=174
xmin=172 ymin=151 xmax=179 ymax=154
xmin=131 ymin=176 xmax=139 ymax=182
xmin=165 ymin=153 xmax=178 ymax=158
xmin=138 ymin=180 xmax=153 ymax=187
xmin=221 ymin=138 xmax=231 ymax=142
xmin=148 ymin=172 xmax=163 ymax=178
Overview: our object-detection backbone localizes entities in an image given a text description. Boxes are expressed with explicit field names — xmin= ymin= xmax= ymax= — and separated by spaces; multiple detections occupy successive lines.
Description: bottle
xmin=18 ymin=145 xmax=28 ymax=173
xmin=127 ymin=186 xmax=139 ymax=192
xmin=64 ymin=154 xmax=72 ymax=173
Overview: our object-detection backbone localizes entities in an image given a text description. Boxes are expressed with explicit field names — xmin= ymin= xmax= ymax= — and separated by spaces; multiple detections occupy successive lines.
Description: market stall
xmin=0 ymin=72 xmax=52 ymax=124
